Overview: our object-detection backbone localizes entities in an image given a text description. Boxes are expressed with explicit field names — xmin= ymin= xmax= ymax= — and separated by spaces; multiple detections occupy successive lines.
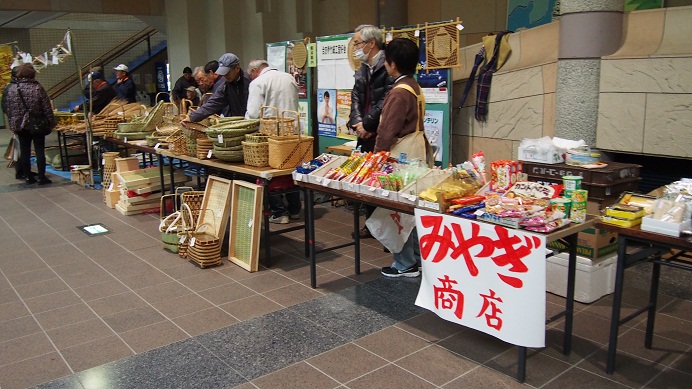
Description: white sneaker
xmin=289 ymin=213 xmax=300 ymax=220
xmin=269 ymin=215 xmax=289 ymax=224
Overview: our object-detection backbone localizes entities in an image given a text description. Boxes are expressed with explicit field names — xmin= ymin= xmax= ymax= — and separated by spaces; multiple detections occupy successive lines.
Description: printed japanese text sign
xmin=414 ymin=209 xmax=547 ymax=347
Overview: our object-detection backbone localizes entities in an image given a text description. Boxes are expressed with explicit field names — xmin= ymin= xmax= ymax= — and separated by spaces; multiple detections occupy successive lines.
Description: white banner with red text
xmin=414 ymin=209 xmax=546 ymax=347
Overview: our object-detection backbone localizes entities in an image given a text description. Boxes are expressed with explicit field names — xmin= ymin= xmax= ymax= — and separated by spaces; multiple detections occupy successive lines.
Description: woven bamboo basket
xmin=166 ymin=131 xmax=188 ymax=155
xmin=207 ymin=133 xmax=246 ymax=148
xmin=196 ymin=138 xmax=214 ymax=159
xmin=102 ymin=117 xmax=125 ymax=138
xmin=101 ymin=152 xmax=120 ymax=202
xmin=213 ymin=148 xmax=244 ymax=162
xmin=117 ymin=121 xmax=146 ymax=133
xmin=242 ymin=141 xmax=269 ymax=167
xmin=159 ymin=195 xmax=189 ymax=253
xmin=279 ymin=110 xmax=299 ymax=136
xmin=259 ymin=106 xmax=298 ymax=136
xmin=113 ymin=129 xmax=152 ymax=140
xmin=186 ymin=213 xmax=223 ymax=268
xmin=245 ymin=132 xmax=269 ymax=143
xmin=213 ymin=145 xmax=243 ymax=152
xmin=181 ymin=191 xmax=205 ymax=225
xmin=268 ymin=132 xmax=314 ymax=169
xmin=205 ymin=119 xmax=260 ymax=149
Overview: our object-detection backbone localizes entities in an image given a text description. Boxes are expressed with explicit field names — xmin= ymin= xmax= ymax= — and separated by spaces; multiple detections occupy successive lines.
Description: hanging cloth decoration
xmin=474 ymin=30 xmax=512 ymax=122
xmin=11 ymin=30 xmax=73 ymax=72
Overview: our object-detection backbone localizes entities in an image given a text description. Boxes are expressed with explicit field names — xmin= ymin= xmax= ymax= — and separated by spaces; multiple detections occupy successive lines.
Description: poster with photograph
xmin=418 ymin=68 xmax=449 ymax=104
xmin=336 ymin=90 xmax=355 ymax=140
xmin=423 ymin=110 xmax=444 ymax=162
xmin=317 ymin=89 xmax=337 ymax=137
xmin=298 ymin=101 xmax=309 ymax=136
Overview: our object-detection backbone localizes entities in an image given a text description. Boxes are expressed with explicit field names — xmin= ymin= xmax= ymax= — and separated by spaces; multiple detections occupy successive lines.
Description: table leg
xmin=168 ymin=158 xmax=175 ymax=193
xmin=354 ymin=202 xmax=361 ymax=274
xmin=158 ymin=155 xmax=166 ymax=195
xmin=517 ymin=346 xmax=527 ymax=383
xmin=306 ymin=189 xmax=317 ymax=288
xmin=302 ymin=188 xmax=309 ymax=258
xmin=645 ymin=262 xmax=661 ymax=349
xmin=563 ymin=232 xmax=578 ymax=355
xmin=262 ymin=180 xmax=271 ymax=268
xmin=606 ymin=235 xmax=628 ymax=374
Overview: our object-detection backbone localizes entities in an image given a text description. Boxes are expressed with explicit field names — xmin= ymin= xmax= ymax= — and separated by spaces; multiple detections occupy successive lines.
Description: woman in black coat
xmin=4 ymin=63 xmax=54 ymax=185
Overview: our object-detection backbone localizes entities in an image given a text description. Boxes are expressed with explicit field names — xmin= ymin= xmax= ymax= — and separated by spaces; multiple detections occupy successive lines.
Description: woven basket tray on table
xmin=180 ymin=117 xmax=211 ymax=157
xmin=113 ymin=100 xmax=167 ymax=140
xmin=196 ymin=138 xmax=214 ymax=159
xmin=205 ymin=119 xmax=260 ymax=162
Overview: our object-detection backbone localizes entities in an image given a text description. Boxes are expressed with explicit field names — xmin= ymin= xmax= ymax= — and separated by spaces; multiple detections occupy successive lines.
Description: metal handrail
xmin=47 ymin=26 xmax=159 ymax=99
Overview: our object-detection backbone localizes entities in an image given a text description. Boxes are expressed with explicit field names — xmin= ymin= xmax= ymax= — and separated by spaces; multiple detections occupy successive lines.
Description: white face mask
xmin=354 ymin=46 xmax=370 ymax=62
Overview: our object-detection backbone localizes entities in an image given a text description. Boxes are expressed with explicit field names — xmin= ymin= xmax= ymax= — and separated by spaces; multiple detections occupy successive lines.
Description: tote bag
xmin=389 ymin=83 xmax=432 ymax=167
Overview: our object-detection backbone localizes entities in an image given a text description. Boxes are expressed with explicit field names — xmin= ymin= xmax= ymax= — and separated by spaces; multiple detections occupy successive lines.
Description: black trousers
xmin=16 ymin=131 xmax=46 ymax=178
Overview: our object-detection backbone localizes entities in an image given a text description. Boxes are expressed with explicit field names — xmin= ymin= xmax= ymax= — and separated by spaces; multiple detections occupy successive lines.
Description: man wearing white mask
xmin=348 ymin=24 xmax=394 ymax=239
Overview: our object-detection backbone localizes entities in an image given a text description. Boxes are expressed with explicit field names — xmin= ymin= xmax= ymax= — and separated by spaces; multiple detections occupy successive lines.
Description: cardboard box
xmin=518 ymin=145 xmax=564 ymax=164
xmin=114 ymin=157 xmax=140 ymax=172
xmin=547 ymin=227 xmax=618 ymax=260
xmin=547 ymin=252 xmax=616 ymax=303
xmin=641 ymin=216 xmax=691 ymax=237
xmin=305 ymin=156 xmax=346 ymax=189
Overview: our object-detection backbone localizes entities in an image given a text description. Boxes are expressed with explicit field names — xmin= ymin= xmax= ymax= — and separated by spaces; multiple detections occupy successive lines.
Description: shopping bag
xmin=365 ymin=207 xmax=416 ymax=254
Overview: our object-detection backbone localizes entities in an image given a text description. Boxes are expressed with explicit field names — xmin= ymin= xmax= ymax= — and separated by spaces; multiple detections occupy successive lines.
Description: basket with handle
xmin=176 ymin=203 xmax=196 ymax=258
xmin=180 ymin=189 xmax=205 ymax=225
xmin=159 ymin=194 xmax=186 ymax=253
xmin=268 ymin=110 xmax=313 ymax=169
xmin=186 ymin=210 xmax=222 ymax=268
xmin=279 ymin=110 xmax=299 ymax=136
xmin=259 ymin=106 xmax=279 ymax=135
xmin=165 ymin=130 xmax=187 ymax=155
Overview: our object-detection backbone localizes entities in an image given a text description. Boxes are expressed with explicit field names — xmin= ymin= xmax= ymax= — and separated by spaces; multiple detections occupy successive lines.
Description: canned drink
xmin=562 ymin=175 xmax=582 ymax=198
xmin=570 ymin=190 xmax=588 ymax=223
xmin=550 ymin=197 xmax=571 ymax=218
xmin=571 ymin=189 xmax=588 ymax=202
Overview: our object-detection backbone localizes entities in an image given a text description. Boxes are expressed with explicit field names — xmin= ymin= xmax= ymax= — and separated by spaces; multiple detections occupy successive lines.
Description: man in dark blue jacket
xmin=113 ymin=64 xmax=137 ymax=103
xmin=185 ymin=53 xmax=249 ymax=123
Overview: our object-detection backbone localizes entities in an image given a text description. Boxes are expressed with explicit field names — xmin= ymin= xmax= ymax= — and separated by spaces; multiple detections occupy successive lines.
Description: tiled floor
xmin=0 ymin=133 xmax=691 ymax=389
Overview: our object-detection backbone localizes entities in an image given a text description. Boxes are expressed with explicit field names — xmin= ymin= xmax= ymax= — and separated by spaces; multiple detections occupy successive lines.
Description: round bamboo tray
xmin=213 ymin=149 xmax=244 ymax=162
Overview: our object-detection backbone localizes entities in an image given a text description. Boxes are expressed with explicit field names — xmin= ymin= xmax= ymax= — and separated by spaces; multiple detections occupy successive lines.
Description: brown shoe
xmin=351 ymin=226 xmax=373 ymax=239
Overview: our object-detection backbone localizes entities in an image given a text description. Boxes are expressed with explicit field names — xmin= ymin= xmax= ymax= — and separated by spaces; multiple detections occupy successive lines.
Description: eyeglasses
xmin=352 ymin=40 xmax=368 ymax=47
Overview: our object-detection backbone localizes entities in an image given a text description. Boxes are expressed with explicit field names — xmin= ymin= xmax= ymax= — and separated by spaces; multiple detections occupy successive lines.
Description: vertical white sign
xmin=414 ymin=209 xmax=547 ymax=347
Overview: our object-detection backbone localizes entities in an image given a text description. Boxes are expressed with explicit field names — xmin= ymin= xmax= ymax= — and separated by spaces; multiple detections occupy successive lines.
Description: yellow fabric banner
xmin=0 ymin=44 xmax=14 ymax=101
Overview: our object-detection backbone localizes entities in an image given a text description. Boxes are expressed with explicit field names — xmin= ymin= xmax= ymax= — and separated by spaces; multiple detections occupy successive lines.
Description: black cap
xmin=183 ymin=67 xmax=192 ymax=74
xmin=91 ymin=71 xmax=104 ymax=80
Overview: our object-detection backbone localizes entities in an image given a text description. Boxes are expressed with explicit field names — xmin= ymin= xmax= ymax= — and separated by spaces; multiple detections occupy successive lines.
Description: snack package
xmin=490 ymin=160 xmax=522 ymax=193
xmin=471 ymin=151 xmax=487 ymax=183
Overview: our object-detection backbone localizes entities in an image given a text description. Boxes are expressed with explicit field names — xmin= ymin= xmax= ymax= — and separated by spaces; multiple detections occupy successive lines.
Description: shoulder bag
xmin=16 ymin=84 xmax=52 ymax=136
xmin=389 ymin=83 xmax=433 ymax=167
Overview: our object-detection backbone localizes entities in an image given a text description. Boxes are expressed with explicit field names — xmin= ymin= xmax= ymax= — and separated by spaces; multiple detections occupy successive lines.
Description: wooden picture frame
xmin=228 ymin=180 xmax=264 ymax=272
xmin=196 ymin=175 xmax=233 ymax=242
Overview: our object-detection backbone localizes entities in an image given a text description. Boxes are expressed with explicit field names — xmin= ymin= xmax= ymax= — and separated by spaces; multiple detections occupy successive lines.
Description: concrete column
xmin=554 ymin=0 xmax=624 ymax=145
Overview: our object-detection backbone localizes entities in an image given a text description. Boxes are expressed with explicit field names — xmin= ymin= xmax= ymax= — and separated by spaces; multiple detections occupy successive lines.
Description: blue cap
xmin=216 ymin=53 xmax=240 ymax=76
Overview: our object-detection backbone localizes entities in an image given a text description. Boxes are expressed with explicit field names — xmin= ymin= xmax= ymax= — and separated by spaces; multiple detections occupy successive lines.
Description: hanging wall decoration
xmin=11 ymin=30 xmax=73 ymax=72
xmin=425 ymin=21 xmax=461 ymax=70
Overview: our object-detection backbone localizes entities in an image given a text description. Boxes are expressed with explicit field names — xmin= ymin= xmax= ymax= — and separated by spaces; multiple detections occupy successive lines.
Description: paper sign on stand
xmin=414 ymin=209 xmax=547 ymax=347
